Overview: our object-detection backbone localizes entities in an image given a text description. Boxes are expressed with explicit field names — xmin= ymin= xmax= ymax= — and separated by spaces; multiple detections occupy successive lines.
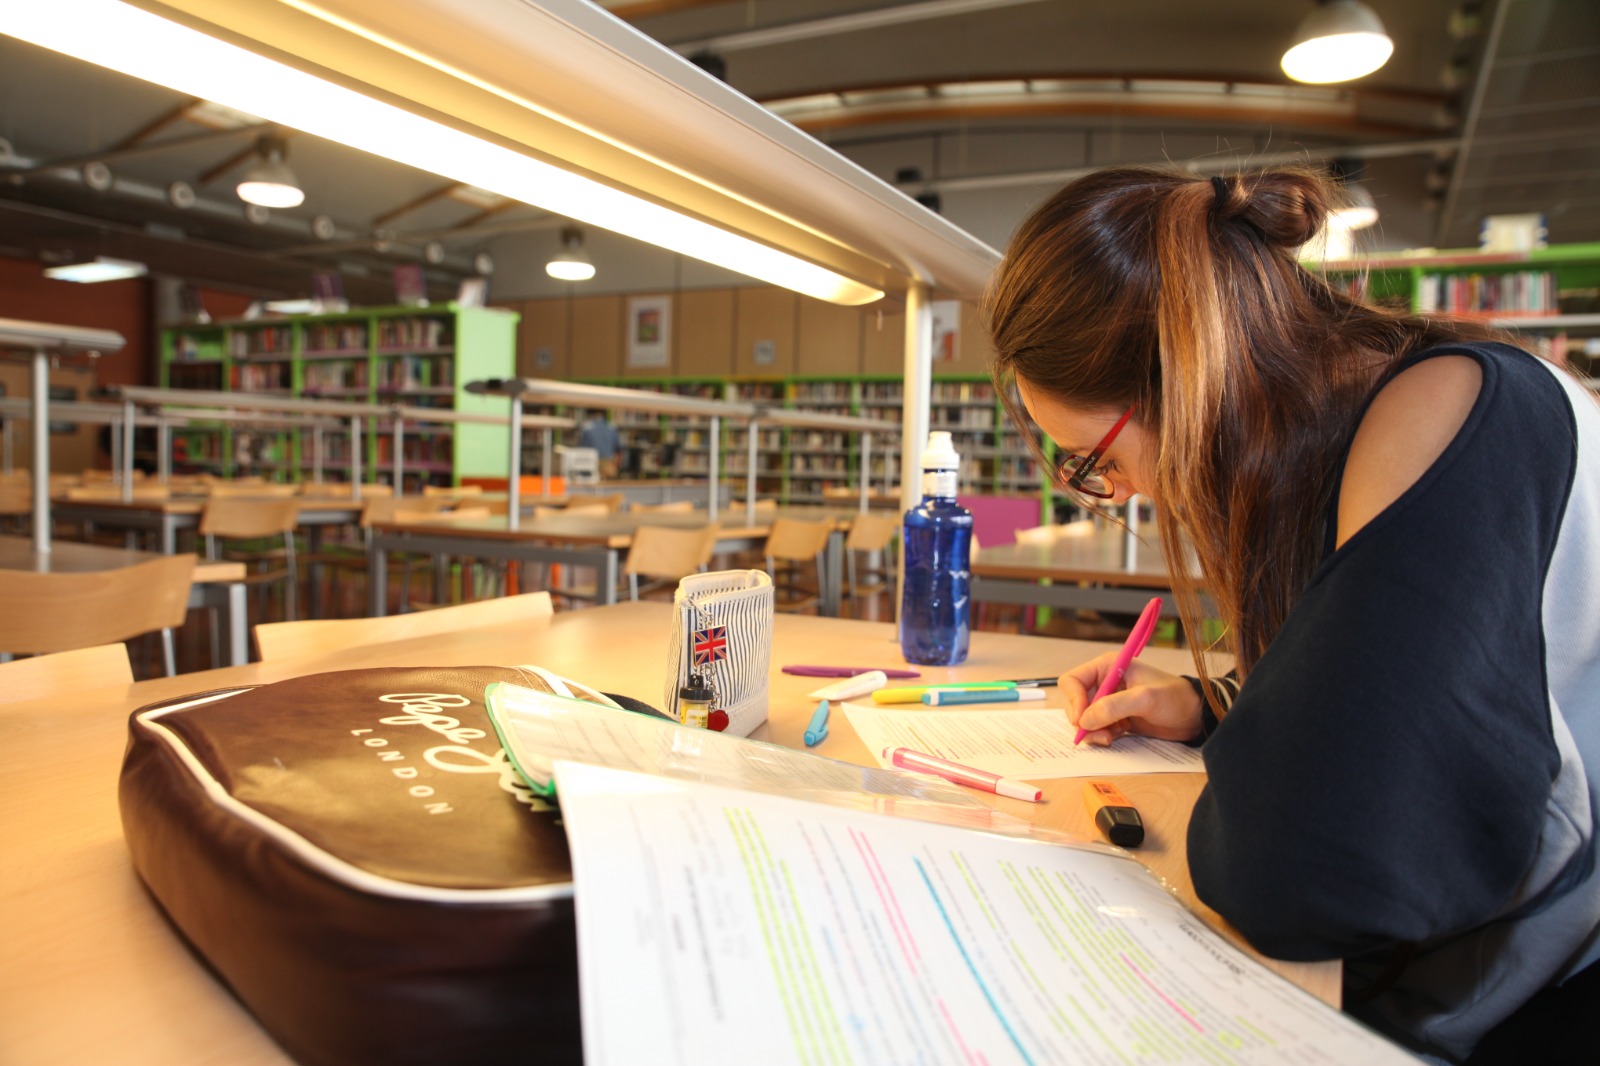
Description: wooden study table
xmin=972 ymin=521 xmax=1197 ymax=618
xmin=367 ymin=505 xmax=861 ymax=618
xmin=0 ymin=602 xmax=1334 ymax=1066
xmin=0 ymin=535 xmax=250 ymax=666
xmin=51 ymin=494 xmax=365 ymax=555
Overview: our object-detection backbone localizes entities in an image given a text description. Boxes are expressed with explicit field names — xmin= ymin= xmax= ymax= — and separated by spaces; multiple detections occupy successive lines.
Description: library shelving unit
xmin=1319 ymin=241 xmax=1600 ymax=382
xmin=532 ymin=373 xmax=1053 ymax=513
xmin=160 ymin=304 xmax=518 ymax=489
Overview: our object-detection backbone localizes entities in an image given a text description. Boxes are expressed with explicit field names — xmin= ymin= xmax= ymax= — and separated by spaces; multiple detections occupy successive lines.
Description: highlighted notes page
xmin=555 ymin=762 xmax=1416 ymax=1066
xmin=842 ymin=703 xmax=1205 ymax=778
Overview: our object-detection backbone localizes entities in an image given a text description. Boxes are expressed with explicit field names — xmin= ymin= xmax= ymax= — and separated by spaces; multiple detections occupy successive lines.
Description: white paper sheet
xmin=485 ymin=681 xmax=988 ymax=808
xmin=841 ymin=703 xmax=1205 ymax=778
xmin=555 ymin=761 xmax=1417 ymax=1066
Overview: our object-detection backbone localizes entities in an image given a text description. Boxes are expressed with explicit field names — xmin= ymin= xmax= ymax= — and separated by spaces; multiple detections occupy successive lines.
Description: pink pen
xmin=883 ymin=746 xmax=1043 ymax=803
xmin=1075 ymin=597 xmax=1164 ymax=745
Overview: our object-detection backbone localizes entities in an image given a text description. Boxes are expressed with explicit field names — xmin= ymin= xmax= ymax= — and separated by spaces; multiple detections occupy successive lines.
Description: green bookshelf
xmin=161 ymin=304 xmax=518 ymax=489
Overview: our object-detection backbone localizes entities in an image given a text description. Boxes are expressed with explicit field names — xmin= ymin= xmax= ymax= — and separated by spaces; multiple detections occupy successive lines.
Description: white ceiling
xmin=0 ymin=0 xmax=1595 ymax=304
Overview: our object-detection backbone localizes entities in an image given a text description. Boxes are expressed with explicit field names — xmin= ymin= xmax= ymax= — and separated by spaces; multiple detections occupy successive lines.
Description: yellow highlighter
xmin=871 ymin=683 xmax=1016 ymax=704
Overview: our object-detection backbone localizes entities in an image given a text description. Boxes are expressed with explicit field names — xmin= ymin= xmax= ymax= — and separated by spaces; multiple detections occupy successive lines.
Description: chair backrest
xmin=738 ymin=498 xmax=779 ymax=521
xmin=0 ymin=481 xmax=30 ymax=517
xmin=625 ymin=523 xmax=721 ymax=581
xmin=254 ymin=591 xmax=554 ymax=662
xmin=565 ymin=493 xmax=625 ymax=513
xmin=200 ymin=497 xmax=299 ymax=538
xmin=0 ymin=643 xmax=133 ymax=705
xmin=765 ymin=517 xmax=832 ymax=561
xmin=0 ymin=554 xmax=196 ymax=655
xmin=422 ymin=484 xmax=483 ymax=497
xmin=845 ymin=512 xmax=899 ymax=552
xmin=631 ymin=500 xmax=695 ymax=514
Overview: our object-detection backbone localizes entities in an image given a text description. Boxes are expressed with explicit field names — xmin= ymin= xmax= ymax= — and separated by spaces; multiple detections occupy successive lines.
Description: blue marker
xmin=922 ymin=689 xmax=1047 ymax=706
xmin=804 ymin=700 xmax=830 ymax=747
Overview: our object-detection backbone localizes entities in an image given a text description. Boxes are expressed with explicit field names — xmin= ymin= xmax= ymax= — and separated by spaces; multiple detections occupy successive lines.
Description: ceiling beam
xmin=108 ymin=97 xmax=203 ymax=150
xmin=668 ymin=0 xmax=1052 ymax=54
xmin=369 ymin=181 xmax=466 ymax=227
xmin=7 ymin=125 xmax=264 ymax=177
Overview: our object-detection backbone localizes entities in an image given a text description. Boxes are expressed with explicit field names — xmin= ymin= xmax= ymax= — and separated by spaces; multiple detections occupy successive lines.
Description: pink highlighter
xmin=1075 ymin=597 xmax=1163 ymax=745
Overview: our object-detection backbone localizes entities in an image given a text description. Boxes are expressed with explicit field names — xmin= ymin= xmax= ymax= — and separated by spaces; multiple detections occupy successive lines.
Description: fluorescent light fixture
xmin=0 ymin=0 xmax=883 ymax=305
xmin=264 ymin=298 xmax=318 ymax=314
xmin=1282 ymin=0 xmax=1394 ymax=84
xmin=546 ymin=226 xmax=596 ymax=281
xmin=1328 ymin=181 xmax=1378 ymax=230
xmin=237 ymin=136 xmax=305 ymax=209
xmin=43 ymin=256 xmax=148 ymax=283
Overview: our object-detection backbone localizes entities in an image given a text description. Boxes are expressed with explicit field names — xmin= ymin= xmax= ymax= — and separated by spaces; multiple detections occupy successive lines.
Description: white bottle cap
xmin=921 ymin=430 xmax=959 ymax=471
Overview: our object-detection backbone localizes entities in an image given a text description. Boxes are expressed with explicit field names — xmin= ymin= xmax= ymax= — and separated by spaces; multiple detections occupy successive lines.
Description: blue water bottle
xmin=900 ymin=431 xmax=973 ymax=665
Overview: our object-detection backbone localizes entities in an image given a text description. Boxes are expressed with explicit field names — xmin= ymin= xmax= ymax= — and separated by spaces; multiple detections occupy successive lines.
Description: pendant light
xmin=545 ymin=226 xmax=596 ymax=281
xmin=236 ymin=134 xmax=305 ymax=209
xmin=1282 ymin=0 xmax=1394 ymax=84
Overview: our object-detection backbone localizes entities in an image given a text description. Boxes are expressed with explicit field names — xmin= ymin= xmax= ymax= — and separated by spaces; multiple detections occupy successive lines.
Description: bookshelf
xmin=160 ymin=305 xmax=517 ymax=490
xmin=1320 ymin=241 xmax=1600 ymax=382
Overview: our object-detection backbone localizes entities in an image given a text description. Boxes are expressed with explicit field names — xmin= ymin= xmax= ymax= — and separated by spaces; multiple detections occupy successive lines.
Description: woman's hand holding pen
xmin=1062 ymin=657 xmax=1204 ymax=746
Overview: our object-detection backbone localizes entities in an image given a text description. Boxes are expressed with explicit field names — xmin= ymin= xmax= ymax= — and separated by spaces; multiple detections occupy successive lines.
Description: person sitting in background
xmin=578 ymin=412 xmax=620 ymax=479
xmin=986 ymin=164 xmax=1600 ymax=1064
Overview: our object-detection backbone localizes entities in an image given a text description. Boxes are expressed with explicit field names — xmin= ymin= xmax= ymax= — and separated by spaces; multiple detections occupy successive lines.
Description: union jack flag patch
xmin=692 ymin=625 xmax=729 ymax=666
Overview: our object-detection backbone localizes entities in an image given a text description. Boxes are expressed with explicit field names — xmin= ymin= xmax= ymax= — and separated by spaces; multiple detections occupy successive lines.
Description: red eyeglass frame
xmin=1056 ymin=406 xmax=1135 ymax=499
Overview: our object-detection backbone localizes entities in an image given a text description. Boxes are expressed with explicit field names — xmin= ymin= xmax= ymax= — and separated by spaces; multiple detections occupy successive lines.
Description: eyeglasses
xmin=1053 ymin=406 xmax=1135 ymax=501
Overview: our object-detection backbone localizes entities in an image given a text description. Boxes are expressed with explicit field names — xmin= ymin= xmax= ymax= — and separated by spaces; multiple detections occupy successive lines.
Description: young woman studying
xmin=986 ymin=166 xmax=1600 ymax=1064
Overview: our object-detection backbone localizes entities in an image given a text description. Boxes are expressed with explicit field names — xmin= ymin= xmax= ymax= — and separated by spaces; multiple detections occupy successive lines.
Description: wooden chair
xmin=630 ymin=500 xmax=695 ymax=515
xmin=562 ymin=493 xmax=624 ymax=513
xmin=0 ymin=643 xmax=133 ymax=705
xmin=200 ymin=496 xmax=300 ymax=623
xmin=254 ymin=591 xmax=553 ymax=662
xmin=0 ymin=555 xmax=196 ymax=676
xmin=764 ymin=517 xmax=833 ymax=613
xmin=844 ymin=511 xmax=899 ymax=617
xmin=315 ymin=495 xmax=453 ymax=614
xmin=0 ymin=480 xmax=29 ymax=534
xmin=422 ymin=484 xmax=483 ymax=497
xmin=624 ymin=523 xmax=720 ymax=600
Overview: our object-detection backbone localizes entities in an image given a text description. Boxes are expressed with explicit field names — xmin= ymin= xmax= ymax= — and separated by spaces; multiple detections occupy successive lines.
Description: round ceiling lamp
xmin=237 ymin=135 xmax=306 ymax=209
xmin=545 ymin=226 xmax=596 ymax=281
xmin=1282 ymin=0 xmax=1394 ymax=84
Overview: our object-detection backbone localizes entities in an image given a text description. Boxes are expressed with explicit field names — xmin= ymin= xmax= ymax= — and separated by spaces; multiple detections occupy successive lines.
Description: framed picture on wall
xmin=627 ymin=294 xmax=671 ymax=367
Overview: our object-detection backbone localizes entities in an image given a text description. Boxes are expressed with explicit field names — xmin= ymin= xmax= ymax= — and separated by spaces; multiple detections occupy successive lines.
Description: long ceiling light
xmin=1282 ymin=0 xmax=1394 ymax=84
xmin=0 ymin=0 xmax=884 ymax=306
xmin=43 ymin=256 xmax=149 ymax=283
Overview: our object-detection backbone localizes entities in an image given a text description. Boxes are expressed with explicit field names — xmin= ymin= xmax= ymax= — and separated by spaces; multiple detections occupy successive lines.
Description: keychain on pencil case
xmin=664 ymin=570 xmax=773 ymax=736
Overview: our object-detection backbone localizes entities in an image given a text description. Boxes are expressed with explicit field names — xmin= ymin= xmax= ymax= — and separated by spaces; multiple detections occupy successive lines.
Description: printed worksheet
xmin=842 ymin=703 xmax=1205 ymax=778
xmin=555 ymin=761 xmax=1417 ymax=1066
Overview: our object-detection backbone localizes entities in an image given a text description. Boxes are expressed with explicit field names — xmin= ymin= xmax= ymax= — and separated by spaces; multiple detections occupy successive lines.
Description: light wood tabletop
xmin=0 ymin=602 xmax=1333 ymax=1066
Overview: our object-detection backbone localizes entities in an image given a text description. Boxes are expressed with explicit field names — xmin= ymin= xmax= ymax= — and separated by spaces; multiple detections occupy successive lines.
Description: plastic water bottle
xmin=900 ymin=431 xmax=973 ymax=665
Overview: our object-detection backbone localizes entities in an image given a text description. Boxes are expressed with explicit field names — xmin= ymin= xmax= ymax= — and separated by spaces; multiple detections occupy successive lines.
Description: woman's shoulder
xmin=1335 ymin=354 xmax=1483 ymax=549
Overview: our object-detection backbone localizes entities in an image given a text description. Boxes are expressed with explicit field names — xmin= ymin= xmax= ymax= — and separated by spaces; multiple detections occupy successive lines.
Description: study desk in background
xmin=0 ymin=534 xmax=250 ymax=666
xmin=0 ymin=602 xmax=1335 ymax=1066
xmin=50 ymin=494 xmax=365 ymax=555
xmin=366 ymin=505 xmax=857 ymax=617
xmin=972 ymin=523 xmax=1193 ymax=618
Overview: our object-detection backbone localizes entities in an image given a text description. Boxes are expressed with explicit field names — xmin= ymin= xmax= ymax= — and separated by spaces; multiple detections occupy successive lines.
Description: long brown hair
xmin=986 ymin=166 xmax=1497 ymax=693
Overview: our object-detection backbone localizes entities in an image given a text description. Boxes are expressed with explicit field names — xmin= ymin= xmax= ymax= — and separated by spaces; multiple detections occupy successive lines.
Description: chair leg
xmin=161 ymin=628 xmax=176 ymax=677
xmin=629 ymin=573 xmax=639 ymax=601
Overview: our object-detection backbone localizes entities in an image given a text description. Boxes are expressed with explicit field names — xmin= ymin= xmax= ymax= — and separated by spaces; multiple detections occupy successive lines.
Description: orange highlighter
xmin=1083 ymin=780 xmax=1144 ymax=847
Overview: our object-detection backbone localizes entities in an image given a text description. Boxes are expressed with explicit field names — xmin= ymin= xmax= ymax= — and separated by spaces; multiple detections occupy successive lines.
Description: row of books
xmin=375 ymin=317 xmax=454 ymax=350
xmin=375 ymin=355 xmax=454 ymax=391
xmin=1417 ymin=270 xmax=1560 ymax=315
